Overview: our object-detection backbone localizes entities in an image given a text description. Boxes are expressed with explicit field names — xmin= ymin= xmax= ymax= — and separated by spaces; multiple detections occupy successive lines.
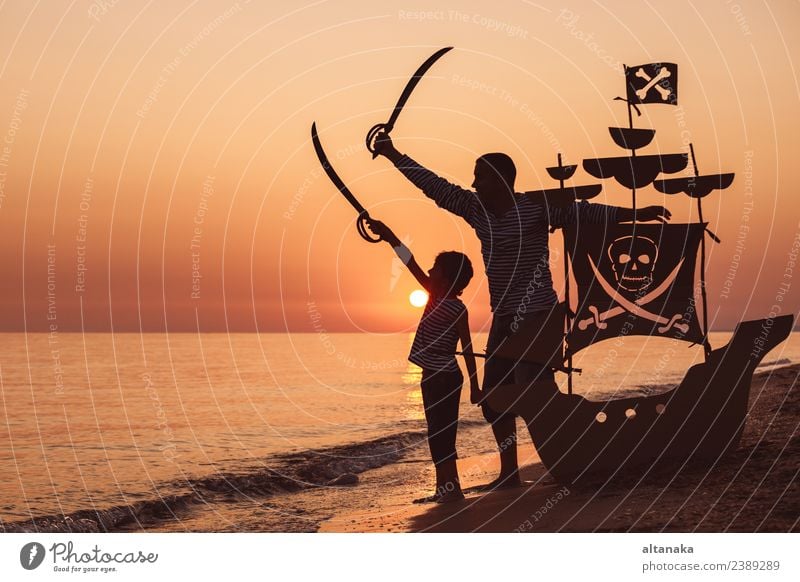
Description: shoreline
xmin=2 ymin=364 xmax=795 ymax=533
xmin=321 ymin=364 xmax=799 ymax=532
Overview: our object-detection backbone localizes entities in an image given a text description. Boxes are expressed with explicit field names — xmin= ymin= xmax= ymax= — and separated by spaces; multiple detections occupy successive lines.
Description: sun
xmin=409 ymin=289 xmax=429 ymax=308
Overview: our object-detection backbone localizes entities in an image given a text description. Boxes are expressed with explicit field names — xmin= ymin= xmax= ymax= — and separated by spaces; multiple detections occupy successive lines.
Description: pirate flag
xmin=565 ymin=222 xmax=703 ymax=353
xmin=625 ymin=62 xmax=678 ymax=105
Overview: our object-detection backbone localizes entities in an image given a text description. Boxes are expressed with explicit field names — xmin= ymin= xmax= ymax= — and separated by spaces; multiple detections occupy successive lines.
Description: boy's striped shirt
xmin=409 ymin=297 xmax=465 ymax=372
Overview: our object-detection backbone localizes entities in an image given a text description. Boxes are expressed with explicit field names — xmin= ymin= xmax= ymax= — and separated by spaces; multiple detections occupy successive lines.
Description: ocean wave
xmin=1 ymin=423 xmax=482 ymax=533
xmin=755 ymin=357 xmax=792 ymax=370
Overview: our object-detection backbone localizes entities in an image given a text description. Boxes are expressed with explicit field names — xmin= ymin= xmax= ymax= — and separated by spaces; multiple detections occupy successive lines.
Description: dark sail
xmin=583 ymin=153 xmax=687 ymax=189
xmin=565 ymin=222 xmax=704 ymax=352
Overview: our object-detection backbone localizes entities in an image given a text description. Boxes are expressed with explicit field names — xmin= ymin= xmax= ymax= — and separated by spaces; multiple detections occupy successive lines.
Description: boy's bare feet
xmin=412 ymin=485 xmax=466 ymax=504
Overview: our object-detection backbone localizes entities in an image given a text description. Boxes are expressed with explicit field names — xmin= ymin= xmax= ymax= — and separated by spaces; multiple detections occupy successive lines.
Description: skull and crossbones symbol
xmin=578 ymin=235 xmax=689 ymax=334
xmin=635 ymin=67 xmax=672 ymax=101
xmin=609 ymin=235 xmax=657 ymax=292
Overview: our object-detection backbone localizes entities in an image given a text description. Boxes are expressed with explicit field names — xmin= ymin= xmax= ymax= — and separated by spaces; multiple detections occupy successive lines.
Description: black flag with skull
xmin=625 ymin=62 xmax=678 ymax=105
xmin=564 ymin=222 xmax=704 ymax=353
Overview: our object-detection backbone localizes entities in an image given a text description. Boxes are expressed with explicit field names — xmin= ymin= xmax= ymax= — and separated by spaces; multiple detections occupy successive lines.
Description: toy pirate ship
xmin=490 ymin=62 xmax=793 ymax=484
xmin=316 ymin=51 xmax=792 ymax=485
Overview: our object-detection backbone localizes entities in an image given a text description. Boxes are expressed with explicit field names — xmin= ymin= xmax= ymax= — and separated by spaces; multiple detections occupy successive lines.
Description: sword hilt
xmin=356 ymin=211 xmax=382 ymax=243
xmin=366 ymin=123 xmax=390 ymax=159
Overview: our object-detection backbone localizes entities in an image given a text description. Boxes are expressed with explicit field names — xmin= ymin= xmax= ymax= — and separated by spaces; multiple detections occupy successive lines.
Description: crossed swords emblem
xmin=634 ymin=66 xmax=672 ymax=101
xmin=577 ymin=256 xmax=689 ymax=334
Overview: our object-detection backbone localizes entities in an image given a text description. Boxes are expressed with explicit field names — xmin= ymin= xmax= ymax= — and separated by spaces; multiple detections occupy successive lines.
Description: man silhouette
xmin=373 ymin=133 xmax=670 ymax=487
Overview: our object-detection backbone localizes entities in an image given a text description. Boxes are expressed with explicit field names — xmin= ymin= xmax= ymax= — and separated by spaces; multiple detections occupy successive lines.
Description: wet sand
xmin=321 ymin=365 xmax=799 ymax=532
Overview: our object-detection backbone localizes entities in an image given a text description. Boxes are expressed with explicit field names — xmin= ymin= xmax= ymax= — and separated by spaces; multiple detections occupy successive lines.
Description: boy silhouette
xmin=368 ymin=218 xmax=480 ymax=502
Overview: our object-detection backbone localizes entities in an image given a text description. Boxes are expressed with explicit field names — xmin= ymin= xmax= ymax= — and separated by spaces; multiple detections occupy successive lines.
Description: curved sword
xmin=579 ymin=256 xmax=689 ymax=333
xmin=311 ymin=122 xmax=381 ymax=243
xmin=366 ymin=46 xmax=453 ymax=158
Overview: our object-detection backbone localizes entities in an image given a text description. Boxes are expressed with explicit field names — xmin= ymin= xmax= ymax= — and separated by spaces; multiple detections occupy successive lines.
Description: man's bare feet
xmin=435 ymin=489 xmax=465 ymax=503
xmin=475 ymin=473 xmax=522 ymax=492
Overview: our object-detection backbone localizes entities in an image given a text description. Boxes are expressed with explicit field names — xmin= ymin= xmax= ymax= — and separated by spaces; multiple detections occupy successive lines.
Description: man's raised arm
xmin=373 ymin=133 xmax=475 ymax=222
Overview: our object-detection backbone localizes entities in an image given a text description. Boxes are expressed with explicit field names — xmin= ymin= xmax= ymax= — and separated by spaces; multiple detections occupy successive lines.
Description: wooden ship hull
xmin=487 ymin=314 xmax=793 ymax=484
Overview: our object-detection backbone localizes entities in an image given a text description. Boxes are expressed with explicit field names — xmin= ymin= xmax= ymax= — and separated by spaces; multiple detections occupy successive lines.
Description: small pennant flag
xmin=625 ymin=62 xmax=678 ymax=105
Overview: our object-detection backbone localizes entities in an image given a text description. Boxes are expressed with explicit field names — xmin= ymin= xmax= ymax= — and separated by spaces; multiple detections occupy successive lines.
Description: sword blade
xmin=634 ymin=257 xmax=685 ymax=306
xmin=311 ymin=122 xmax=367 ymax=215
xmin=588 ymin=257 xmax=683 ymax=324
xmin=383 ymin=47 xmax=453 ymax=132
xmin=589 ymin=262 xmax=669 ymax=324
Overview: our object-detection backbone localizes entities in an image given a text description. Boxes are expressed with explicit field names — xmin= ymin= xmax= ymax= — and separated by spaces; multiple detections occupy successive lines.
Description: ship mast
xmin=690 ymin=144 xmax=711 ymax=356
xmin=527 ymin=155 xmax=604 ymax=393
xmin=624 ymin=65 xmax=638 ymax=215
xmin=555 ymin=153 xmax=575 ymax=394
xmin=653 ymin=145 xmax=734 ymax=359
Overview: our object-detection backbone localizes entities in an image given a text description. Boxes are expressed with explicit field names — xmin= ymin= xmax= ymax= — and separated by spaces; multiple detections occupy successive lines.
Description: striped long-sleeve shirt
xmin=409 ymin=297 xmax=465 ymax=372
xmin=395 ymin=154 xmax=619 ymax=316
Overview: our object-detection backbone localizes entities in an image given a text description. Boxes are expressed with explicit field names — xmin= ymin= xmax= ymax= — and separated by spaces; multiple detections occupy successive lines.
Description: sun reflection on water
xmin=401 ymin=338 xmax=425 ymax=420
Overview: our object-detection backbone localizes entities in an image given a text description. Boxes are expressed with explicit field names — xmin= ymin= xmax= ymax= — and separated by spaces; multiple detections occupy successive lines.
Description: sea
xmin=1 ymin=331 xmax=797 ymax=532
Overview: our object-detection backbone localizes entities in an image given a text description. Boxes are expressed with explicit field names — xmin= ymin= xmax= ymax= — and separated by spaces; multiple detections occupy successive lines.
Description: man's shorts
xmin=481 ymin=313 xmax=554 ymax=425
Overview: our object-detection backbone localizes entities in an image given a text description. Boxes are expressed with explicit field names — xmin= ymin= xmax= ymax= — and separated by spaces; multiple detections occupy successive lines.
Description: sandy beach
xmin=321 ymin=364 xmax=799 ymax=532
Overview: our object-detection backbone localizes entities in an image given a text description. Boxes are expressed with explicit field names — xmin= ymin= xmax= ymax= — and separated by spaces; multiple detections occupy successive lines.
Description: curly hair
xmin=433 ymin=251 xmax=474 ymax=296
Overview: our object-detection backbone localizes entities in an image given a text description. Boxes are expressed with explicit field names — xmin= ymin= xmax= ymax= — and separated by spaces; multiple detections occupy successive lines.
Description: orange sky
xmin=0 ymin=0 xmax=798 ymax=332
